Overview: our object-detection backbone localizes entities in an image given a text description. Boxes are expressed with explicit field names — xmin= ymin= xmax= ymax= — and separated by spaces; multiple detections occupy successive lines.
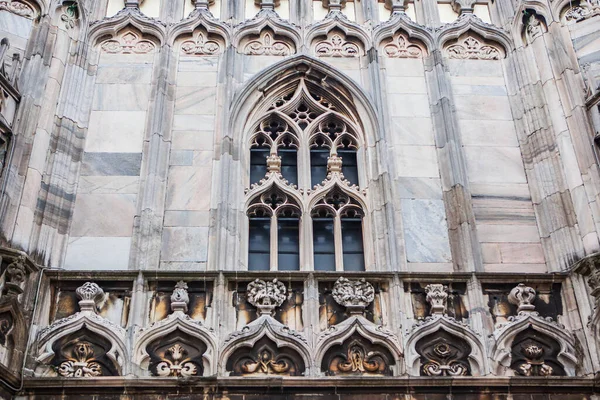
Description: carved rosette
xmin=243 ymin=31 xmax=294 ymax=56
xmin=247 ymin=279 xmax=287 ymax=315
xmin=425 ymin=284 xmax=448 ymax=315
xmin=332 ymin=277 xmax=374 ymax=315
xmin=181 ymin=32 xmax=221 ymax=56
xmin=101 ymin=31 xmax=156 ymax=55
xmin=508 ymin=283 xmax=536 ymax=314
xmin=0 ymin=0 xmax=35 ymax=18
xmin=382 ymin=32 xmax=424 ymax=59
xmin=315 ymin=33 xmax=360 ymax=58
xmin=446 ymin=36 xmax=501 ymax=60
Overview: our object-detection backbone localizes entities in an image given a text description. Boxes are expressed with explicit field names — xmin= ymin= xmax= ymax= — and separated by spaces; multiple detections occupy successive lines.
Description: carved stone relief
xmin=446 ymin=36 xmax=501 ymax=60
xmin=321 ymin=334 xmax=394 ymax=376
xmin=147 ymin=331 xmax=206 ymax=377
xmin=524 ymin=13 xmax=546 ymax=43
xmin=242 ymin=31 xmax=294 ymax=56
xmin=510 ymin=328 xmax=565 ymax=376
xmin=100 ymin=31 xmax=156 ymax=55
xmin=314 ymin=32 xmax=361 ymax=57
xmin=181 ymin=31 xmax=222 ymax=56
xmin=0 ymin=311 xmax=12 ymax=346
xmin=51 ymin=330 xmax=119 ymax=377
xmin=0 ymin=0 xmax=35 ymax=18
xmin=332 ymin=277 xmax=374 ymax=315
xmin=382 ymin=32 xmax=425 ymax=58
xmin=226 ymin=336 xmax=305 ymax=376
xmin=3 ymin=255 xmax=26 ymax=297
xmin=415 ymin=330 xmax=471 ymax=376
xmin=247 ymin=278 xmax=287 ymax=316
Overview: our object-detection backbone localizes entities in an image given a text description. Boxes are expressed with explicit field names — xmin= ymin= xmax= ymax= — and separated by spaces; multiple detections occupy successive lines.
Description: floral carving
xmin=153 ymin=344 xmax=200 ymax=377
xmin=446 ymin=36 xmax=501 ymax=60
xmin=382 ymin=32 xmax=424 ymax=58
xmin=171 ymin=280 xmax=189 ymax=313
xmin=243 ymin=31 xmax=294 ymax=56
xmin=227 ymin=336 xmax=305 ymax=376
xmin=323 ymin=335 xmax=394 ymax=376
xmin=3 ymin=255 xmax=27 ymax=296
xmin=315 ymin=34 xmax=360 ymax=58
xmin=416 ymin=330 xmax=471 ymax=377
xmin=181 ymin=32 xmax=221 ymax=55
xmin=508 ymin=283 xmax=536 ymax=314
xmin=425 ymin=284 xmax=448 ymax=315
xmin=332 ymin=277 xmax=374 ymax=313
xmin=101 ymin=31 xmax=156 ymax=55
xmin=247 ymin=279 xmax=287 ymax=315
xmin=565 ymin=6 xmax=590 ymax=21
xmin=510 ymin=328 xmax=565 ymax=376
xmin=57 ymin=342 xmax=103 ymax=378
xmin=0 ymin=1 xmax=34 ymax=18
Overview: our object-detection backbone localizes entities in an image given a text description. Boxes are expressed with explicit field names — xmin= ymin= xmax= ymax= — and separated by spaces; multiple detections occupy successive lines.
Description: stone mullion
xmin=424 ymin=50 xmax=482 ymax=272
xmin=128 ymin=43 xmax=175 ymax=271
xmin=334 ymin=214 xmax=343 ymax=271
xmin=420 ymin=0 xmax=441 ymax=27
xmin=88 ymin=0 xmax=111 ymax=21
xmin=303 ymin=273 xmax=319 ymax=357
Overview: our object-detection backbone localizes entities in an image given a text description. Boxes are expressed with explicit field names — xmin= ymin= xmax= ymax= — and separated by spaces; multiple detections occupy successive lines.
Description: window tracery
xmin=245 ymin=78 xmax=368 ymax=272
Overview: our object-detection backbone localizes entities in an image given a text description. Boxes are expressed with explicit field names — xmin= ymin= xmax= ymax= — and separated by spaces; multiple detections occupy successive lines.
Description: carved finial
xmin=171 ymin=281 xmax=190 ymax=313
xmin=3 ymin=255 xmax=26 ymax=297
xmin=332 ymin=277 xmax=375 ymax=315
xmin=327 ymin=154 xmax=343 ymax=173
xmin=76 ymin=282 xmax=105 ymax=313
xmin=247 ymin=279 xmax=287 ymax=316
xmin=425 ymin=284 xmax=448 ymax=315
xmin=267 ymin=154 xmax=282 ymax=173
xmin=508 ymin=283 xmax=536 ymax=314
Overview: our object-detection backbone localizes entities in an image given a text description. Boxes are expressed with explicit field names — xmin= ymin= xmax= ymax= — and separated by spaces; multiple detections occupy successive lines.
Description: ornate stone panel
xmin=510 ymin=328 xmax=565 ymax=377
xmin=147 ymin=331 xmax=207 ymax=377
xmin=181 ymin=31 xmax=222 ymax=56
xmin=381 ymin=32 xmax=425 ymax=58
xmin=100 ymin=30 xmax=157 ymax=54
xmin=226 ymin=336 xmax=305 ymax=376
xmin=415 ymin=330 xmax=471 ymax=376
xmin=242 ymin=30 xmax=294 ymax=56
xmin=321 ymin=334 xmax=394 ymax=376
xmin=445 ymin=35 xmax=502 ymax=60
xmin=0 ymin=0 xmax=35 ymax=18
xmin=314 ymin=31 xmax=361 ymax=57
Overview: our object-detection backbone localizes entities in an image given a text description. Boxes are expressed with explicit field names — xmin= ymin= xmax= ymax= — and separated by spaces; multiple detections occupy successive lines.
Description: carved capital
xmin=327 ymin=154 xmax=343 ymax=173
xmin=425 ymin=284 xmax=448 ymax=315
xmin=76 ymin=282 xmax=105 ymax=313
xmin=171 ymin=281 xmax=190 ymax=313
xmin=508 ymin=283 xmax=536 ymax=314
xmin=247 ymin=279 xmax=287 ymax=316
xmin=267 ymin=154 xmax=282 ymax=173
xmin=332 ymin=277 xmax=374 ymax=315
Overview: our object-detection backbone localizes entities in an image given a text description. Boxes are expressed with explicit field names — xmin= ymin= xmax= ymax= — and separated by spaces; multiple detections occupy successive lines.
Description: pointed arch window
xmin=245 ymin=78 xmax=368 ymax=271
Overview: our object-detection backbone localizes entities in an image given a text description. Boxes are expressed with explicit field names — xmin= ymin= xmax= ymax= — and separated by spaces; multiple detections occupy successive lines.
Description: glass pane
xmin=342 ymin=218 xmax=365 ymax=271
xmin=249 ymin=218 xmax=270 ymax=271
xmin=250 ymin=148 xmax=269 ymax=184
xmin=313 ymin=218 xmax=335 ymax=271
xmin=339 ymin=149 xmax=358 ymax=185
xmin=278 ymin=217 xmax=300 ymax=271
xmin=279 ymin=148 xmax=298 ymax=186
xmin=310 ymin=149 xmax=329 ymax=187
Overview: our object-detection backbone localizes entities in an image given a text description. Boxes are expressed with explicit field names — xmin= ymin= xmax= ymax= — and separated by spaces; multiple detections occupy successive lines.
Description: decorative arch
xmin=436 ymin=13 xmax=512 ymax=57
xmin=315 ymin=316 xmax=403 ymax=376
xmin=219 ymin=316 xmax=313 ymax=376
xmin=305 ymin=12 xmax=371 ymax=55
xmin=233 ymin=9 xmax=301 ymax=53
xmin=373 ymin=13 xmax=433 ymax=54
xmin=443 ymin=31 xmax=505 ymax=60
xmin=510 ymin=4 xmax=551 ymax=47
xmin=168 ymin=14 xmax=230 ymax=49
xmin=404 ymin=315 xmax=487 ymax=376
xmin=239 ymin=28 xmax=296 ymax=56
xmin=96 ymin=26 xmax=159 ymax=55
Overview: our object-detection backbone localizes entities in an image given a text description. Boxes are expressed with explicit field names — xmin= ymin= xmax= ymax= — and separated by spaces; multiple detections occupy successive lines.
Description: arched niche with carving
xmin=176 ymin=28 xmax=225 ymax=56
xmin=379 ymin=30 xmax=428 ymax=59
xmin=225 ymin=335 xmax=306 ymax=376
xmin=312 ymin=29 xmax=364 ymax=58
xmin=321 ymin=333 xmax=395 ymax=376
xmin=97 ymin=27 xmax=159 ymax=55
xmin=0 ymin=298 xmax=26 ymax=373
xmin=415 ymin=330 xmax=472 ymax=376
xmin=443 ymin=31 xmax=505 ymax=61
xmin=146 ymin=330 xmax=208 ymax=377
xmin=238 ymin=28 xmax=296 ymax=56
xmin=510 ymin=327 xmax=566 ymax=377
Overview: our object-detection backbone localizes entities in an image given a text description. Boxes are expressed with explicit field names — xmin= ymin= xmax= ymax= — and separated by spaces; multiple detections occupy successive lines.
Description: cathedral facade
xmin=0 ymin=0 xmax=598 ymax=398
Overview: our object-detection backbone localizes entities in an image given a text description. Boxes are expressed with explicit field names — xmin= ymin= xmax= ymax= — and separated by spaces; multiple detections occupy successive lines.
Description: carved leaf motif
xmin=57 ymin=342 xmax=103 ymax=378
xmin=446 ymin=36 xmax=501 ymax=60
xmin=315 ymin=34 xmax=360 ymax=58
xmin=332 ymin=277 xmax=374 ymax=308
xmin=246 ymin=279 xmax=287 ymax=308
xmin=383 ymin=33 xmax=424 ymax=59
xmin=244 ymin=32 xmax=294 ymax=56
xmin=181 ymin=32 xmax=221 ymax=56
xmin=101 ymin=31 xmax=156 ymax=54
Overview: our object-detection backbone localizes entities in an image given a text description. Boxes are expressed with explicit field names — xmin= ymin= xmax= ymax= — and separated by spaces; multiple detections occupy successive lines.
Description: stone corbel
xmin=322 ymin=0 xmax=347 ymax=13
xmin=254 ymin=0 xmax=280 ymax=11
xmin=384 ymin=0 xmax=408 ymax=13
xmin=451 ymin=0 xmax=475 ymax=14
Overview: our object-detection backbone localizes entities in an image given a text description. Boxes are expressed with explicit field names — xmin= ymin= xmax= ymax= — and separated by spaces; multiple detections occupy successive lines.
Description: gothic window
xmin=245 ymin=79 xmax=368 ymax=271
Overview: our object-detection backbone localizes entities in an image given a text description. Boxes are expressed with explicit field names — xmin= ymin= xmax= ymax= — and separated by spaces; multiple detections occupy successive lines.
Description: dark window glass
xmin=250 ymin=147 xmax=269 ymax=184
xmin=310 ymin=148 xmax=329 ymax=187
xmin=278 ymin=217 xmax=300 ymax=271
xmin=248 ymin=217 xmax=270 ymax=271
xmin=339 ymin=149 xmax=358 ymax=185
xmin=313 ymin=218 xmax=335 ymax=271
xmin=279 ymin=148 xmax=298 ymax=186
xmin=341 ymin=218 xmax=364 ymax=271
